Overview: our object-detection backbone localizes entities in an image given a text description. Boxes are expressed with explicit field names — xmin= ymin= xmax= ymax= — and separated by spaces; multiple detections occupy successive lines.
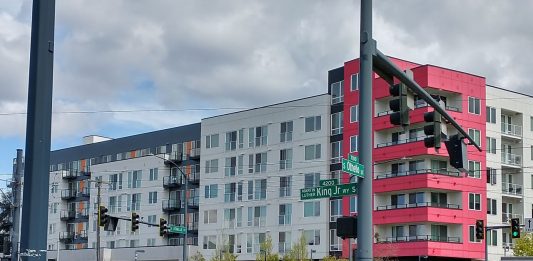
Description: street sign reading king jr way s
xmin=300 ymin=183 xmax=357 ymax=200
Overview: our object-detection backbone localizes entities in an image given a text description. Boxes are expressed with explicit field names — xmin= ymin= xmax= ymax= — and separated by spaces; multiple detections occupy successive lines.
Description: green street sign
xmin=342 ymin=158 xmax=365 ymax=178
xmin=300 ymin=183 xmax=357 ymax=200
xmin=169 ymin=225 xmax=187 ymax=234
xmin=348 ymin=155 xmax=358 ymax=162
xmin=319 ymin=179 xmax=339 ymax=187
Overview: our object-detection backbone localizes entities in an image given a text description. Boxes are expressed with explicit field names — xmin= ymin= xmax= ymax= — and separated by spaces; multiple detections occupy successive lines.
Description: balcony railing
xmin=189 ymin=148 xmax=201 ymax=159
xmin=77 ymin=208 xmax=90 ymax=219
xmin=60 ymin=189 xmax=76 ymax=200
xmin=376 ymin=202 xmax=461 ymax=211
xmin=501 ymin=123 xmax=522 ymax=137
xmin=189 ymin=172 xmax=200 ymax=184
xmin=377 ymin=235 xmax=461 ymax=243
xmin=502 ymin=153 xmax=522 ymax=166
xmin=375 ymin=168 xmax=461 ymax=179
xmin=502 ymin=182 xmax=523 ymax=196
xmin=280 ymin=132 xmax=292 ymax=143
xmin=187 ymin=222 xmax=199 ymax=231
xmin=376 ymin=104 xmax=461 ymax=117
xmin=162 ymin=199 xmax=182 ymax=212
xmin=60 ymin=211 xmax=76 ymax=221
xmin=168 ymin=151 xmax=183 ymax=162
xmin=77 ymin=187 xmax=90 ymax=197
xmin=376 ymin=136 xmax=425 ymax=148
xmin=76 ymin=230 xmax=88 ymax=240
xmin=59 ymin=232 xmax=75 ymax=242
xmin=502 ymin=213 xmax=522 ymax=223
xmin=188 ymin=196 xmax=200 ymax=208
xmin=163 ymin=176 xmax=183 ymax=188
xmin=61 ymin=170 xmax=79 ymax=179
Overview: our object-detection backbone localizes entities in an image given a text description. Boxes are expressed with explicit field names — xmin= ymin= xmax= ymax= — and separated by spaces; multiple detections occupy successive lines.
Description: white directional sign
xmin=525 ymin=218 xmax=533 ymax=232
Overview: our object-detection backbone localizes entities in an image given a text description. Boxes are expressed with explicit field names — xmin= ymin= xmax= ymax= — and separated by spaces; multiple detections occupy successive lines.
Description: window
xmin=147 ymin=215 xmax=157 ymax=224
xmin=279 ymin=204 xmax=292 ymax=225
xmin=50 ymin=183 xmax=58 ymax=193
xmin=224 ymin=183 xmax=236 ymax=203
xmin=305 ymin=144 xmax=321 ymax=160
xmin=48 ymin=223 xmax=56 ymax=235
xmin=304 ymin=230 xmax=321 ymax=245
xmin=468 ymin=97 xmax=480 ymax=115
xmin=469 ymin=226 xmax=481 ymax=242
xmin=486 ymin=106 xmax=496 ymax=123
xmin=486 ymin=137 xmax=496 ymax=154
xmin=304 ymin=173 xmax=320 ymax=188
xmin=225 ymin=131 xmax=237 ymax=151
xmin=330 ymin=199 xmax=342 ymax=222
xmin=331 ymin=112 xmax=343 ymax=135
xmin=468 ymin=129 xmax=481 ymax=146
xmin=431 ymin=160 xmax=447 ymax=174
xmin=331 ymin=141 xmax=342 ymax=164
xmin=204 ymin=210 xmax=218 ymax=224
xmin=487 ymin=230 xmax=498 ymax=246
xmin=148 ymin=192 xmax=157 ymax=204
xmin=350 ymin=105 xmax=358 ymax=122
xmin=280 ymin=176 xmax=292 ymax=197
xmin=249 ymin=126 xmax=268 ymax=147
xmin=147 ymin=238 xmax=156 ymax=247
xmin=131 ymin=193 xmax=141 ymax=211
xmin=531 ymin=116 xmax=533 ymax=131
xmin=280 ymin=149 xmax=293 ymax=170
xmin=279 ymin=231 xmax=291 ymax=253
xmin=331 ymin=80 xmax=344 ymax=104
xmin=205 ymin=159 xmax=219 ymax=173
xmin=469 ymin=193 xmax=481 ymax=210
xmin=350 ymin=135 xmax=358 ymax=153
xmin=430 ymin=225 xmax=447 ymax=241
xmin=350 ymin=196 xmax=357 ymax=214
xmin=330 ymin=229 xmax=342 ymax=251
xmin=205 ymin=184 xmax=218 ymax=198
xmin=468 ymin=161 xmax=481 ymax=178
xmin=487 ymin=168 xmax=497 ymax=185
xmin=280 ymin=121 xmax=293 ymax=142
xmin=247 ymin=206 xmax=267 ymax=227
xmin=254 ymin=152 xmax=267 ymax=173
xmin=225 ymin=157 xmax=236 ymax=177
xmin=224 ymin=208 xmax=236 ymax=228
xmin=304 ymin=201 xmax=320 ymax=217
xmin=206 ymin=134 xmax=219 ymax=149
xmin=351 ymin=73 xmax=359 ymax=91
xmin=254 ymin=179 xmax=267 ymax=200
xmin=149 ymin=168 xmax=158 ymax=181
xmin=203 ymin=235 xmax=217 ymax=249
xmin=305 ymin=116 xmax=321 ymax=132
xmin=487 ymin=198 xmax=497 ymax=215
xmin=128 ymin=170 xmax=142 ymax=188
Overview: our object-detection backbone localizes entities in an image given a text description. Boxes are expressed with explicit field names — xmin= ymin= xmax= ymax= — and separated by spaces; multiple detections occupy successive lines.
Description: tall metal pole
xmin=11 ymin=149 xmax=23 ymax=261
xmin=485 ymin=227 xmax=489 ymax=261
xmin=357 ymin=0 xmax=374 ymax=260
xmin=20 ymin=0 xmax=55 ymax=260
xmin=96 ymin=182 xmax=101 ymax=261
xmin=183 ymin=167 xmax=188 ymax=261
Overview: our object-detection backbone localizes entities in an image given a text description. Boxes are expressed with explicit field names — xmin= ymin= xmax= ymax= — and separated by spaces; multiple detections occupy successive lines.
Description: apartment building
xmin=198 ymin=94 xmax=333 ymax=260
xmin=46 ymin=124 xmax=201 ymax=260
xmin=485 ymin=85 xmax=533 ymax=259
xmin=329 ymin=57 xmax=487 ymax=260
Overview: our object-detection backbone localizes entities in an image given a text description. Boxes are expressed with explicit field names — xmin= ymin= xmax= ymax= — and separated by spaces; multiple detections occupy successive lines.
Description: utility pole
xmin=20 ymin=0 xmax=55 ymax=260
xmin=11 ymin=149 xmax=23 ymax=261
xmin=96 ymin=180 xmax=102 ymax=261
xmin=357 ymin=0 xmax=374 ymax=260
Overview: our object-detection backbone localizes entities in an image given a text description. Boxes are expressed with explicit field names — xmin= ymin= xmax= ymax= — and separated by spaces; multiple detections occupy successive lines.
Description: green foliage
xmin=514 ymin=232 xmax=533 ymax=256
xmin=190 ymin=251 xmax=206 ymax=261
xmin=283 ymin=233 xmax=309 ymax=261
xmin=322 ymin=256 xmax=349 ymax=261
xmin=209 ymin=250 xmax=238 ymax=261
xmin=256 ymin=235 xmax=280 ymax=261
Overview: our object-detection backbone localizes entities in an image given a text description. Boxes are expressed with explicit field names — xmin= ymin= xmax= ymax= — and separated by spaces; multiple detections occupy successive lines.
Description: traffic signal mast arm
xmin=94 ymin=212 xmax=160 ymax=227
xmin=373 ymin=48 xmax=482 ymax=152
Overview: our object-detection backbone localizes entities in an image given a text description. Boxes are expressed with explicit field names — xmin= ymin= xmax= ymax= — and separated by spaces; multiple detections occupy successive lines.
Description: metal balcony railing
xmin=376 ymin=104 xmax=461 ymax=117
xmin=189 ymin=148 xmax=201 ymax=159
xmin=375 ymin=202 xmax=461 ymax=211
xmin=501 ymin=123 xmax=522 ymax=137
xmin=76 ymin=230 xmax=88 ymax=240
xmin=77 ymin=187 xmax=90 ymax=197
xmin=77 ymin=208 xmax=90 ymax=219
xmin=375 ymin=168 xmax=461 ymax=179
xmin=61 ymin=170 xmax=79 ymax=179
xmin=188 ymin=196 xmax=200 ymax=208
xmin=502 ymin=153 xmax=522 ymax=166
xmin=162 ymin=199 xmax=182 ymax=212
xmin=189 ymin=172 xmax=200 ymax=184
xmin=378 ymin=235 xmax=461 ymax=243
xmin=280 ymin=132 xmax=292 ymax=143
xmin=168 ymin=151 xmax=183 ymax=162
xmin=502 ymin=213 xmax=522 ymax=223
xmin=163 ymin=176 xmax=183 ymax=188
xmin=376 ymin=136 xmax=425 ymax=148
xmin=60 ymin=189 xmax=76 ymax=200
xmin=187 ymin=222 xmax=199 ymax=231
xmin=60 ymin=211 xmax=76 ymax=221
xmin=502 ymin=182 xmax=523 ymax=196
xmin=59 ymin=232 xmax=75 ymax=242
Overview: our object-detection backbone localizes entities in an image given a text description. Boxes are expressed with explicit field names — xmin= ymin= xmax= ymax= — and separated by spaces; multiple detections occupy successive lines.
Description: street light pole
xmin=149 ymin=154 xmax=188 ymax=261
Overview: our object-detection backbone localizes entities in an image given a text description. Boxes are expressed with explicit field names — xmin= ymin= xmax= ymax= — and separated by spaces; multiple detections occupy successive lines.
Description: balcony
xmin=77 ymin=187 xmax=90 ymax=197
xmin=502 ymin=182 xmax=523 ymax=196
xmin=60 ymin=189 xmax=76 ymax=200
xmin=376 ymin=136 xmax=425 ymax=148
xmin=163 ymin=176 xmax=183 ymax=189
xmin=60 ymin=211 xmax=76 ymax=221
xmin=187 ymin=222 xmax=199 ymax=232
xmin=502 ymin=213 xmax=522 ymax=223
xmin=376 ymin=202 xmax=461 ymax=211
xmin=168 ymin=151 xmax=183 ymax=163
xmin=188 ymin=197 xmax=200 ymax=208
xmin=189 ymin=172 xmax=200 ymax=185
xmin=61 ymin=170 xmax=79 ymax=179
xmin=76 ymin=230 xmax=88 ymax=240
xmin=375 ymin=168 xmax=461 ymax=179
xmin=376 ymin=235 xmax=461 ymax=244
xmin=189 ymin=148 xmax=201 ymax=160
xmin=501 ymin=123 xmax=522 ymax=138
xmin=162 ymin=199 xmax=182 ymax=212
xmin=502 ymin=153 xmax=522 ymax=166
xmin=77 ymin=208 xmax=90 ymax=219
xmin=59 ymin=232 xmax=75 ymax=242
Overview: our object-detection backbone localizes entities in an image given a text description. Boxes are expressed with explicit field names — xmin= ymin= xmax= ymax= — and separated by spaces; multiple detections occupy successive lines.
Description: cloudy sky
xmin=1 ymin=0 xmax=533 ymax=175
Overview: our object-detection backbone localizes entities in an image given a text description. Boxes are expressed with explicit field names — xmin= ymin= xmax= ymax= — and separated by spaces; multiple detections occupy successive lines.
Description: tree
xmin=283 ymin=233 xmax=309 ymax=261
xmin=256 ymin=235 xmax=280 ymax=261
xmin=514 ymin=232 xmax=533 ymax=256
xmin=190 ymin=251 xmax=206 ymax=261
xmin=210 ymin=235 xmax=238 ymax=261
xmin=323 ymin=256 xmax=349 ymax=261
xmin=0 ymin=190 xmax=12 ymax=233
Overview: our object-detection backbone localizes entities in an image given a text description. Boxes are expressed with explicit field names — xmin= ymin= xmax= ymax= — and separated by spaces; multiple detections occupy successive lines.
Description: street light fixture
xmin=148 ymin=153 xmax=188 ymax=261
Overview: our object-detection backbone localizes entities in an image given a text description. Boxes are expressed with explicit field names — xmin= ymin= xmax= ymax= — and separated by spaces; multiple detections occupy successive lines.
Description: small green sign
xmin=300 ymin=183 xmax=357 ymax=200
xmin=342 ymin=158 xmax=365 ymax=178
xmin=319 ymin=179 xmax=339 ymax=187
xmin=169 ymin=225 xmax=187 ymax=234
xmin=348 ymin=155 xmax=358 ymax=162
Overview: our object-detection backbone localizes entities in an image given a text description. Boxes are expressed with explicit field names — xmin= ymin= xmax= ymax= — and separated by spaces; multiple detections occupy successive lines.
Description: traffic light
xmin=444 ymin=134 xmax=468 ymax=172
xmin=511 ymin=218 xmax=521 ymax=238
xmin=389 ymin=83 xmax=413 ymax=126
xmin=475 ymin=220 xmax=484 ymax=240
xmin=159 ymin=218 xmax=168 ymax=237
xmin=131 ymin=212 xmax=140 ymax=232
xmin=98 ymin=206 xmax=109 ymax=227
xmin=336 ymin=216 xmax=357 ymax=239
xmin=423 ymin=100 xmax=447 ymax=149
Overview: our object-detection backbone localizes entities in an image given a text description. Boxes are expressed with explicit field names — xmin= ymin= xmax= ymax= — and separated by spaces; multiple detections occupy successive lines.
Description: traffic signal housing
xmin=389 ymin=83 xmax=413 ymax=126
xmin=98 ymin=206 xmax=109 ymax=227
xmin=131 ymin=212 xmax=140 ymax=232
xmin=444 ymin=135 xmax=468 ymax=172
xmin=336 ymin=216 xmax=357 ymax=239
xmin=159 ymin=218 xmax=168 ymax=237
xmin=475 ymin=220 xmax=484 ymax=240
xmin=423 ymin=100 xmax=447 ymax=149
xmin=511 ymin=218 xmax=521 ymax=238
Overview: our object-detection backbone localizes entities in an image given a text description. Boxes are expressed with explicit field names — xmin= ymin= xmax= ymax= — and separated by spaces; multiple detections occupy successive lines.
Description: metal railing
xmin=162 ymin=199 xmax=182 ymax=211
xmin=77 ymin=187 xmax=90 ymax=197
xmin=59 ymin=232 xmax=75 ymax=241
xmin=60 ymin=210 xmax=76 ymax=221
xmin=376 ymin=168 xmax=461 ymax=179
xmin=502 ymin=213 xmax=522 ymax=223
xmin=188 ymin=196 xmax=200 ymax=207
xmin=378 ymin=235 xmax=461 ymax=243
xmin=376 ymin=136 xmax=425 ymax=148
xmin=60 ymin=189 xmax=76 ymax=199
xmin=163 ymin=175 xmax=183 ymax=188
xmin=501 ymin=123 xmax=522 ymax=137
xmin=189 ymin=148 xmax=201 ymax=158
xmin=376 ymin=202 xmax=461 ymax=210
xmin=77 ymin=208 xmax=90 ymax=219
xmin=187 ymin=222 xmax=199 ymax=231
xmin=376 ymin=104 xmax=461 ymax=117
xmin=502 ymin=182 xmax=523 ymax=196
xmin=168 ymin=151 xmax=183 ymax=161
xmin=189 ymin=172 xmax=200 ymax=183
xmin=61 ymin=170 xmax=79 ymax=179
xmin=502 ymin=153 xmax=522 ymax=166
xmin=76 ymin=230 xmax=88 ymax=239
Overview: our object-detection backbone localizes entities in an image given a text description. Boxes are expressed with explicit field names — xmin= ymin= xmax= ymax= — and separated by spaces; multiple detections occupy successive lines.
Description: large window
xmin=486 ymin=106 xmax=496 ymax=123
xmin=487 ymin=168 xmax=497 ymax=185
xmin=331 ymin=80 xmax=344 ymax=104
xmin=247 ymin=206 xmax=267 ymax=227
xmin=305 ymin=144 xmax=321 ymax=160
xmin=304 ymin=201 xmax=320 ymax=217
xmin=249 ymin=126 xmax=268 ymax=147
xmin=304 ymin=230 xmax=321 ymax=245
xmin=350 ymin=105 xmax=358 ymax=122
xmin=148 ymin=192 xmax=157 ymax=204
xmin=204 ymin=184 xmax=218 ymax=199
xmin=330 ymin=199 xmax=342 ymax=222
xmin=351 ymin=73 xmax=359 ymax=91
xmin=487 ymin=198 xmax=497 ymax=215
xmin=279 ymin=176 xmax=292 ymax=198
xmin=280 ymin=149 xmax=293 ymax=170
xmin=305 ymin=116 xmax=321 ymax=132
xmin=486 ymin=137 xmax=496 ymax=154
xmin=468 ymin=97 xmax=480 ymax=115
xmin=203 ymin=209 xmax=217 ymax=224
xmin=149 ymin=168 xmax=158 ymax=181
xmin=469 ymin=193 xmax=481 ymax=210
xmin=206 ymin=134 xmax=219 ymax=149
xmin=279 ymin=204 xmax=292 ymax=225
xmin=225 ymin=131 xmax=237 ymax=151
xmin=128 ymin=170 xmax=142 ymax=188
xmin=280 ymin=121 xmax=293 ymax=142
xmin=203 ymin=235 xmax=217 ymax=249
xmin=224 ymin=183 xmax=236 ymax=203
xmin=469 ymin=226 xmax=481 ymax=242
xmin=468 ymin=129 xmax=481 ymax=146
xmin=331 ymin=141 xmax=342 ymax=164
xmin=205 ymin=159 xmax=219 ymax=174
xmin=304 ymin=173 xmax=320 ymax=188
xmin=331 ymin=112 xmax=343 ymax=135
xmin=468 ymin=161 xmax=481 ymax=178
